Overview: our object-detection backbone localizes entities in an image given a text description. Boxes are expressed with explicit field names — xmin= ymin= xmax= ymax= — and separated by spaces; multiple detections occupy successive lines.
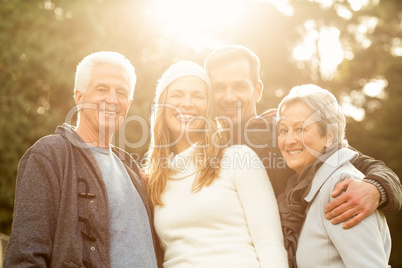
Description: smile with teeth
xmin=288 ymin=149 xmax=303 ymax=155
xmin=102 ymin=110 xmax=118 ymax=116
xmin=177 ymin=114 xmax=196 ymax=122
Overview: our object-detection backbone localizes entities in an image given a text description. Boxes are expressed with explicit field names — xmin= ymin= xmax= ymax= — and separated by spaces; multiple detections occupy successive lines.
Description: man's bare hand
xmin=324 ymin=178 xmax=380 ymax=229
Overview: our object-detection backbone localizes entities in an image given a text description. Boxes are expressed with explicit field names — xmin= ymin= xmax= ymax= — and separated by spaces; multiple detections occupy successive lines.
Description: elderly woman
xmin=276 ymin=84 xmax=391 ymax=268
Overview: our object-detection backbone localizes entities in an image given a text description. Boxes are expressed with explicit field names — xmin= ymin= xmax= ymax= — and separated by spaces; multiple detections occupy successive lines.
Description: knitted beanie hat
xmin=154 ymin=60 xmax=211 ymax=103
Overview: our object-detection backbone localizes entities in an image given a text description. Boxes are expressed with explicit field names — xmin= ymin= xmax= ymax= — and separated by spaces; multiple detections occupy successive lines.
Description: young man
xmin=204 ymin=44 xmax=402 ymax=229
xmin=4 ymin=52 xmax=159 ymax=267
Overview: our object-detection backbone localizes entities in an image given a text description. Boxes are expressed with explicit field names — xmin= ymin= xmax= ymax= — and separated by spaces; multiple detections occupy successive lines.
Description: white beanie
xmin=155 ymin=60 xmax=211 ymax=103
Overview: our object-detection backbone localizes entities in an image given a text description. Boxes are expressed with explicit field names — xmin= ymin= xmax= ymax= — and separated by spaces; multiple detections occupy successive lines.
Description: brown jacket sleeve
xmin=350 ymin=147 xmax=402 ymax=212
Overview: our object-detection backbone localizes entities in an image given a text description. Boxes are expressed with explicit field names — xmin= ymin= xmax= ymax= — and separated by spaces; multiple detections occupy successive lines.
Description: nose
xmin=284 ymin=130 xmax=298 ymax=145
xmin=180 ymin=95 xmax=194 ymax=109
xmin=223 ymin=88 xmax=237 ymax=103
xmin=106 ymin=89 xmax=118 ymax=104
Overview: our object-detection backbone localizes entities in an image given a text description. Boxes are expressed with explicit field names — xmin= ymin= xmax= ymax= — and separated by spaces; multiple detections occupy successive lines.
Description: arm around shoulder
xmin=321 ymin=172 xmax=391 ymax=267
xmin=350 ymin=147 xmax=402 ymax=212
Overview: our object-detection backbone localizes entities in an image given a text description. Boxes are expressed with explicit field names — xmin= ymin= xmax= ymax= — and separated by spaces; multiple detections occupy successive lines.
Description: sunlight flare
xmin=363 ymin=79 xmax=387 ymax=99
xmin=292 ymin=21 xmax=344 ymax=80
xmin=148 ymin=0 xmax=246 ymax=49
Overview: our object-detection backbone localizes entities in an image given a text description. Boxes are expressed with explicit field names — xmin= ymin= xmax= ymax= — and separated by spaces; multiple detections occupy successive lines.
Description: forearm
xmin=350 ymin=147 xmax=402 ymax=212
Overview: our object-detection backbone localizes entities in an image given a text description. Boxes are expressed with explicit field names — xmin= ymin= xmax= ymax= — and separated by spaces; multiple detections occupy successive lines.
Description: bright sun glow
xmin=348 ymin=0 xmax=370 ymax=11
xmin=257 ymin=0 xmax=294 ymax=16
xmin=148 ymin=0 xmax=247 ymax=50
xmin=341 ymin=102 xmax=366 ymax=121
xmin=318 ymin=27 xmax=343 ymax=79
xmin=148 ymin=0 xmax=381 ymax=82
xmin=363 ymin=79 xmax=387 ymax=98
xmin=147 ymin=0 xmax=294 ymax=50
xmin=391 ymin=38 xmax=402 ymax=57
xmin=293 ymin=21 xmax=343 ymax=80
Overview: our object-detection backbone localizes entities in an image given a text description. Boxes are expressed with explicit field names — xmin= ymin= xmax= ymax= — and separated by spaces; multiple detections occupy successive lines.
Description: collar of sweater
xmin=168 ymin=143 xmax=199 ymax=180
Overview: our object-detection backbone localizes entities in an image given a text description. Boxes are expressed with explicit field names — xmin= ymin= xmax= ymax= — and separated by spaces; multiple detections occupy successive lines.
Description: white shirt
xmin=154 ymin=145 xmax=288 ymax=268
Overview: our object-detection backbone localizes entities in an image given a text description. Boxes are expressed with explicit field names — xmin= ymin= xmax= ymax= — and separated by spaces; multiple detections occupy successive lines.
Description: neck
xmin=172 ymin=139 xmax=192 ymax=155
xmin=170 ymin=131 xmax=203 ymax=154
xmin=231 ymin=113 xmax=258 ymax=145
xmin=75 ymin=124 xmax=112 ymax=148
xmin=232 ymin=124 xmax=243 ymax=145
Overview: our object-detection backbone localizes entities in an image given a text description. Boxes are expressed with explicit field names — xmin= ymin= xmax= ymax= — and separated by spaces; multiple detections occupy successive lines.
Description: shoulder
xmin=318 ymin=163 xmax=365 ymax=202
xmin=221 ymin=145 xmax=264 ymax=171
xmin=17 ymin=134 xmax=75 ymax=177
xmin=331 ymin=163 xmax=364 ymax=183
xmin=306 ymin=149 xmax=363 ymax=202
xmin=224 ymin=145 xmax=258 ymax=158
xmin=23 ymin=134 xmax=69 ymax=158
xmin=328 ymin=148 xmax=363 ymax=180
xmin=111 ymin=146 xmax=134 ymax=162
xmin=256 ymin=109 xmax=277 ymax=124
xmin=111 ymin=146 xmax=140 ymax=172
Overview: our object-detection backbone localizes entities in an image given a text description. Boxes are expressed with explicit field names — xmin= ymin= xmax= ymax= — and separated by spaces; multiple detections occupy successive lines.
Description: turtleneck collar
xmin=168 ymin=143 xmax=199 ymax=180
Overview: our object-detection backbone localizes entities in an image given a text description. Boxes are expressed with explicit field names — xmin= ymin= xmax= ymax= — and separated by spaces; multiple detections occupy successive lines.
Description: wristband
xmin=363 ymin=178 xmax=387 ymax=206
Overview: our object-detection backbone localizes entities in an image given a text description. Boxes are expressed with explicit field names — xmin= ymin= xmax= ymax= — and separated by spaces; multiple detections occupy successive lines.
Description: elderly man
xmin=204 ymin=44 xmax=402 ymax=229
xmin=4 ymin=51 xmax=159 ymax=267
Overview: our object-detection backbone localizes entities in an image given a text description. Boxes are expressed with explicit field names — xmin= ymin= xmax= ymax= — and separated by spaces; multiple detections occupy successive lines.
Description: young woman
xmin=145 ymin=61 xmax=288 ymax=267
xmin=276 ymin=84 xmax=391 ymax=268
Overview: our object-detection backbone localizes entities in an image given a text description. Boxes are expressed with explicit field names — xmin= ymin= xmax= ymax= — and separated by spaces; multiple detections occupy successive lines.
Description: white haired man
xmin=4 ymin=52 xmax=160 ymax=267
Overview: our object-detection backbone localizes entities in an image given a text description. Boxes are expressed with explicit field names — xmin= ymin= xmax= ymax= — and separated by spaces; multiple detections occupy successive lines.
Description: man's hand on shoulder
xmin=258 ymin=108 xmax=278 ymax=125
xmin=324 ymin=178 xmax=380 ymax=229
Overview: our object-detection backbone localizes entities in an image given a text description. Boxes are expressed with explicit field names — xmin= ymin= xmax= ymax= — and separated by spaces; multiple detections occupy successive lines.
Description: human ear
xmin=74 ymin=90 xmax=82 ymax=107
xmin=325 ymin=132 xmax=335 ymax=147
xmin=254 ymin=80 xmax=263 ymax=103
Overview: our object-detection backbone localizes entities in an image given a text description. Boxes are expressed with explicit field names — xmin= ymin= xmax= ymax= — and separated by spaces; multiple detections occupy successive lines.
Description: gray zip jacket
xmin=4 ymin=123 xmax=159 ymax=267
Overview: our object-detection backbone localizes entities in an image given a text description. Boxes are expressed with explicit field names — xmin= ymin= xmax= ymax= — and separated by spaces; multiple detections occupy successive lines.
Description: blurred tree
xmin=0 ymin=0 xmax=76 ymax=233
xmin=337 ymin=1 xmax=402 ymax=266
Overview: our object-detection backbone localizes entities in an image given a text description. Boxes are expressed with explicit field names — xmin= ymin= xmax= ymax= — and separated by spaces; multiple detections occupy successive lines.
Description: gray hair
xmin=74 ymin=51 xmax=136 ymax=100
xmin=277 ymin=84 xmax=348 ymax=148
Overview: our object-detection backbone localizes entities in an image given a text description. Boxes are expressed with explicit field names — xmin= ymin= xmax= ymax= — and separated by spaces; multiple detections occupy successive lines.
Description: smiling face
xmin=277 ymin=101 xmax=332 ymax=174
xmin=75 ymin=63 xmax=132 ymax=144
xmin=164 ymin=76 xmax=208 ymax=150
xmin=209 ymin=59 xmax=262 ymax=128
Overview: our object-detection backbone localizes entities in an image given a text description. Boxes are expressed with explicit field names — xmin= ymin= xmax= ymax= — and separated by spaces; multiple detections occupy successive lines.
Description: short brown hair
xmin=204 ymin=44 xmax=261 ymax=85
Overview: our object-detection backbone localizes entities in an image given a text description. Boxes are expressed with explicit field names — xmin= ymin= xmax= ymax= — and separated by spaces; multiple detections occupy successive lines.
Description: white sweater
xmin=154 ymin=145 xmax=288 ymax=268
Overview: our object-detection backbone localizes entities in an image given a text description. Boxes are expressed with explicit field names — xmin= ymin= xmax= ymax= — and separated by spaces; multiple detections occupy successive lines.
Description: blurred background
xmin=0 ymin=0 xmax=401 ymax=265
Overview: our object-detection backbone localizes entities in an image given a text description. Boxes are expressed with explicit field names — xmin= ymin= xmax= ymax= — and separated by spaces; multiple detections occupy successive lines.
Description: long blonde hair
xmin=145 ymin=79 xmax=227 ymax=207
